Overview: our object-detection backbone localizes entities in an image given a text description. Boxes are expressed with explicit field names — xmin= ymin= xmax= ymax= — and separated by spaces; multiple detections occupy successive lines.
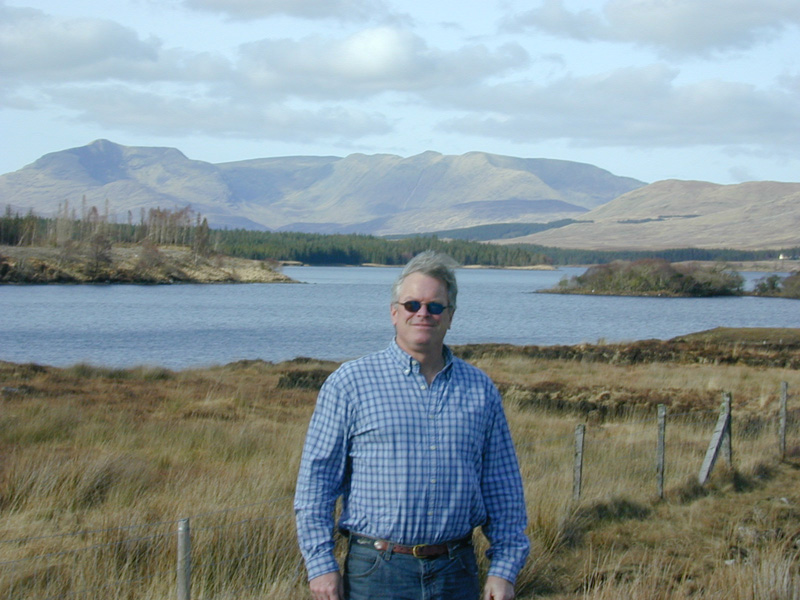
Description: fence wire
xmin=1 ymin=387 xmax=795 ymax=599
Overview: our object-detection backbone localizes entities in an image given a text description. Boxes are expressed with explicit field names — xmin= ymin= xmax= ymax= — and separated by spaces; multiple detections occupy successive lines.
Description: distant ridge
xmin=0 ymin=139 xmax=643 ymax=236
xmin=499 ymin=179 xmax=800 ymax=250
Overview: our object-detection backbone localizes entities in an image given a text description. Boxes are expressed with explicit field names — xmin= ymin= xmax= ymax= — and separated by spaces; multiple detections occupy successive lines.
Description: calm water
xmin=1 ymin=267 xmax=796 ymax=369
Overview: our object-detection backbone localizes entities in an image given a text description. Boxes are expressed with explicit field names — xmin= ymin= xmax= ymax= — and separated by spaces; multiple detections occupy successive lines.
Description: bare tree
xmin=86 ymin=233 xmax=112 ymax=278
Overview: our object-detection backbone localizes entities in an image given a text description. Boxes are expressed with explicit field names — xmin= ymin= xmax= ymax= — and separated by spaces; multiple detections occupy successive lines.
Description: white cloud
xmin=507 ymin=0 xmax=800 ymax=58
xmin=1 ymin=0 xmax=799 ymax=183
xmin=236 ymin=28 xmax=528 ymax=97
xmin=53 ymin=84 xmax=392 ymax=140
xmin=181 ymin=0 xmax=390 ymax=22
xmin=0 ymin=4 xmax=160 ymax=78
xmin=435 ymin=64 xmax=800 ymax=152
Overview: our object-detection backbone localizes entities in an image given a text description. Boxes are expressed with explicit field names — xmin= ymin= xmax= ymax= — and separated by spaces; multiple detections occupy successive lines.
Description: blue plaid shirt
xmin=294 ymin=340 xmax=529 ymax=583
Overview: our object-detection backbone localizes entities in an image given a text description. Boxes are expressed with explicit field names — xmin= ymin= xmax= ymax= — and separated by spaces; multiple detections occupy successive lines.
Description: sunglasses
xmin=396 ymin=300 xmax=451 ymax=315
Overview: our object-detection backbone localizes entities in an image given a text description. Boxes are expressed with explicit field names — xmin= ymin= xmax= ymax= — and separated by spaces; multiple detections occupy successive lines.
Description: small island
xmin=544 ymin=258 xmax=800 ymax=298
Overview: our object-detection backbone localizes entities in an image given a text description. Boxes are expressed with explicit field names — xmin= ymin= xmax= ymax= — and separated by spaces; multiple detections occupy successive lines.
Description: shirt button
xmin=430 ymin=445 xmax=436 ymax=450
xmin=419 ymin=384 xmax=426 ymax=390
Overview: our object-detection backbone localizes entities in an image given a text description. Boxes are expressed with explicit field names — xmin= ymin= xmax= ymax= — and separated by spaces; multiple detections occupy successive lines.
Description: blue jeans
xmin=343 ymin=537 xmax=480 ymax=600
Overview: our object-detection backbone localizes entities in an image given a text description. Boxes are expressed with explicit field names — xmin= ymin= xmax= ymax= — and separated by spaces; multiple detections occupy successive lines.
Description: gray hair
xmin=391 ymin=251 xmax=459 ymax=309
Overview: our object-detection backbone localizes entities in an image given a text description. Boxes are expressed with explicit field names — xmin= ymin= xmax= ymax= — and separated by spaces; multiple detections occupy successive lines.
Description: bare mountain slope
xmin=0 ymin=140 xmax=644 ymax=234
xmin=500 ymin=179 xmax=800 ymax=250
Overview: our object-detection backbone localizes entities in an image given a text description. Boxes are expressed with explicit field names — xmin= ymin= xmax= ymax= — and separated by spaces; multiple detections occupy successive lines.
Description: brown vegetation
xmin=0 ymin=244 xmax=294 ymax=284
xmin=1 ymin=331 xmax=799 ymax=598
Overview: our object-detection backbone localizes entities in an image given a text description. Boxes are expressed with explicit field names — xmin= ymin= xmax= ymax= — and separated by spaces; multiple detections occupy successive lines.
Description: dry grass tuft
xmin=1 ymin=336 xmax=799 ymax=598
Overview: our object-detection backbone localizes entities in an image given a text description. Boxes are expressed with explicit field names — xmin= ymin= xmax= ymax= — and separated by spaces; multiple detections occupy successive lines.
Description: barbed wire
xmin=1 ymin=395 xmax=796 ymax=599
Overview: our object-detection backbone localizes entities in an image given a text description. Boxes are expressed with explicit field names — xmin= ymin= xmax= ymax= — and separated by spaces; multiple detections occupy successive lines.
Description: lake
xmin=1 ymin=266 xmax=796 ymax=370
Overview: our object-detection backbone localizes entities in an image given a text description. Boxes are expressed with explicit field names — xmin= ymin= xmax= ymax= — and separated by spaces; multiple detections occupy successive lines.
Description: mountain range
xmin=0 ymin=139 xmax=642 ymax=233
xmin=1 ymin=139 xmax=798 ymax=250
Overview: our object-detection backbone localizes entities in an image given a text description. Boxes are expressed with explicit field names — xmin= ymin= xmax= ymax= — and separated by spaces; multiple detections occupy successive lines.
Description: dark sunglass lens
xmin=402 ymin=301 xmax=422 ymax=312
xmin=427 ymin=302 xmax=445 ymax=315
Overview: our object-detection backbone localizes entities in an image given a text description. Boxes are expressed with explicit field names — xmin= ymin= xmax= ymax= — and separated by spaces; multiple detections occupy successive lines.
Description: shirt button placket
xmin=427 ymin=381 xmax=441 ymax=522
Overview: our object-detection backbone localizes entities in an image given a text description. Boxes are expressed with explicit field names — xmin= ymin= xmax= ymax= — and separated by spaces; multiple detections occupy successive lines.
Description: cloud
xmin=505 ymin=0 xmax=800 ymax=58
xmin=3 ymin=0 xmax=798 ymax=182
xmin=0 ymin=4 xmax=160 ymax=79
xmin=435 ymin=64 xmax=800 ymax=152
xmin=181 ymin=0 xmax=391 ymax=22
xmin=53 ymin=84 xmax=392 ymax=140
xmin=237 ymin=27 xmax=528 ymax=97
xmin=728 ymin=165 xmax=755 ymax=182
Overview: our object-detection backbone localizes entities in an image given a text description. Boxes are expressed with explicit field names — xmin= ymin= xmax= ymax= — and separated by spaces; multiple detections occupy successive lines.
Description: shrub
xmin=561 ymin=259 xmax=743 ymax=296
xmin=753 ymin=271 xmax=800 ymax=299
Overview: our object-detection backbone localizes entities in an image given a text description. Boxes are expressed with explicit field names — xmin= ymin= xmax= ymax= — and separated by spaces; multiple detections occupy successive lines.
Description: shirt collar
xmin=389 ymin=338 xmax=454 ymax=376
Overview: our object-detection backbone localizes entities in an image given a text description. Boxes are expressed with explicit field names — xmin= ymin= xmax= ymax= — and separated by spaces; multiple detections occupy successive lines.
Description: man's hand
xmin=482 ymin=575 xmax=515 ymax=600
xmin=309 ymin=571 xmax=343 ymax=600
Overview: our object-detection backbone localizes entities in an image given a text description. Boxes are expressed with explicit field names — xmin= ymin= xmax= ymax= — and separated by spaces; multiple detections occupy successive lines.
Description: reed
xmin=0 ymin=341 xmax=798 ymax=599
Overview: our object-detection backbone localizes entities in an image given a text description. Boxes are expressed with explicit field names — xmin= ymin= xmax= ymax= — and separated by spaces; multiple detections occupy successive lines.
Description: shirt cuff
xmin=487 ymin=560 xmax=519 ymax=585
xmin=305 ymin=552 xmax=340 ymax=582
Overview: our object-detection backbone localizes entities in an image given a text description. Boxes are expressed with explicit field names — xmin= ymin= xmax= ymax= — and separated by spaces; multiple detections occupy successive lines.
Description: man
xmin=294 ymin=251 xmax=529 ymax=600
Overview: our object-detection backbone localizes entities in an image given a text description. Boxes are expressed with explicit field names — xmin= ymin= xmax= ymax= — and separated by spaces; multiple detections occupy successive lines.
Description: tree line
xmin=0 ymin=205 xmax=551 ymax=267
xmin=214 ymin=229 xmax=551 ymax=267
xmin=2 ymin=203 xmax=798 ymax=269
xmin=1 ymin=202 xmax=213 ymax=260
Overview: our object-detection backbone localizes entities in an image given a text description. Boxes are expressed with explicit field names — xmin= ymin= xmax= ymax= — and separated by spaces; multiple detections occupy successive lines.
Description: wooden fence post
xmin=779 ymin=381 xmax=788 ymax=461
xmin=721 ymin=392 xmax=732 ymax=467
xmin=177 ymin=518 xmax=191 ymax=600
xmin=698 ymin=393 xmax=732 ymax=485
xmin=656 ymin=404 xmax=666 ymax=499
xmin=573 ymin=424 xmax=586 ymax=501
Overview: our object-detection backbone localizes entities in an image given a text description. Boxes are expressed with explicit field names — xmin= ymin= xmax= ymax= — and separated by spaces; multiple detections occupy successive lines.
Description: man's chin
xmin=398 ymin=333 xmax=444 ymax=352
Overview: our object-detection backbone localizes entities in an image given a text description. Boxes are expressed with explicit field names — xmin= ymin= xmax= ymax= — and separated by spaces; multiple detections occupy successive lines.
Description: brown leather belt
xmin=348 ymin=532 xmax=472 ymax=559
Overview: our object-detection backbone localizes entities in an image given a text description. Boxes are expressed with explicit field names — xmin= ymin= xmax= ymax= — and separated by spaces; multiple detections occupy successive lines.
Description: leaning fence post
xmin=573 ymin=424 xmax=586 ymax=501
xmin=177 ymin=518 xmax=191 ymax=600
xmin=721 ymin=392 xmax=732 ymax=467
xmin=779 ymin=382 xmax=788 ymax=461
xmin=656 ymin=404 xmax=666 ymax=499
xmin=698 ymin=393 xmax=732 ymax=485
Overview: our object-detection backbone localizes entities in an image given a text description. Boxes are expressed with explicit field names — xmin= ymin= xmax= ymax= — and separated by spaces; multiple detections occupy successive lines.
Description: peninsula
xmin=0 ymin=245 xmax=295 ymax=284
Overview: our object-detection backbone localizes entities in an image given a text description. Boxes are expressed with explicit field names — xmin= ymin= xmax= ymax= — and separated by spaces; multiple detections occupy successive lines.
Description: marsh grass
xmin=1 ymin=341 xmax=799 ymax=599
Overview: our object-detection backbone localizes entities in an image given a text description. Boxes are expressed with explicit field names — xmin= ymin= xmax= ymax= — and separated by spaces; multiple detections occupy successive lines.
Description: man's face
xmin=391 ymin=272 xmax=453 ymax=356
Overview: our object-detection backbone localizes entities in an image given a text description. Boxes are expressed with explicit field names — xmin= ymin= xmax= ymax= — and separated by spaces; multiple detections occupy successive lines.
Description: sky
xmin=2 ymin=0 xmax=800 ymax=185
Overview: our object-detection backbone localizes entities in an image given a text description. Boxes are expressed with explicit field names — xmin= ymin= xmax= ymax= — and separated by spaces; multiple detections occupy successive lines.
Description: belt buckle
xmin=412 ymin=544 xmax=427 ymax=558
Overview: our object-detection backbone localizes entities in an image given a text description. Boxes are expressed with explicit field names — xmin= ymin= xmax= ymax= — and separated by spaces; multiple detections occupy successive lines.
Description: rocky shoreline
xmin=0 ymin=245 xmax=296 ymax=284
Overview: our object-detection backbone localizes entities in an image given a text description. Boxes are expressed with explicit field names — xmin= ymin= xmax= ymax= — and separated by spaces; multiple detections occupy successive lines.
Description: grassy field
xmin=1 ymin=330 xmax=799 ymax=599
